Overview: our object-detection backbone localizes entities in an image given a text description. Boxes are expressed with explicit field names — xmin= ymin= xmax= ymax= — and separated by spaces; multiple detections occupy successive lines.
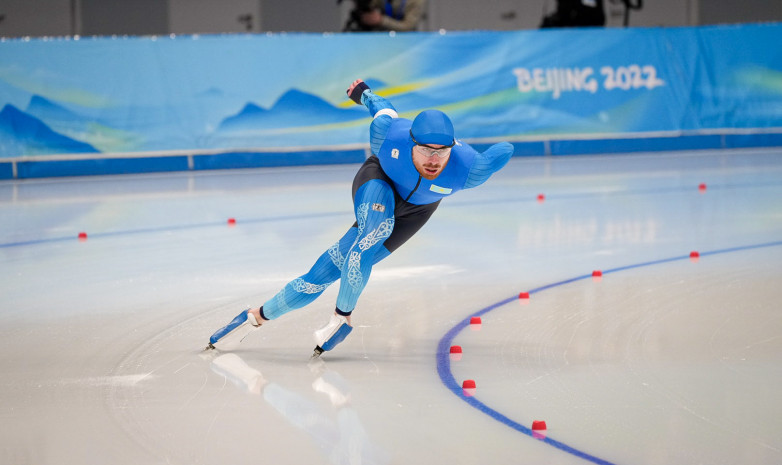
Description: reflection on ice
xmin=201 ymin=351 xmax=389 ymax=465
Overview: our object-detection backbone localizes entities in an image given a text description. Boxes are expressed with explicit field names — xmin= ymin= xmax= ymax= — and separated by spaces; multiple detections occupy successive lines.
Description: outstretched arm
xmin=464 ymin=142 xmax=514 ymax=189
xmin=347 ymin=79 xmax=398 ymax=155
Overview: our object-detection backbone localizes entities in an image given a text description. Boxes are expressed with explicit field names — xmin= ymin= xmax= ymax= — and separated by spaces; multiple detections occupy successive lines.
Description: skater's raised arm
xmin=347 ymin=79 xmax=397 ymax=155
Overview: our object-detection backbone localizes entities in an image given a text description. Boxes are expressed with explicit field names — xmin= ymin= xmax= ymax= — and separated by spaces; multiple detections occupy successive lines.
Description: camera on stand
xmin=540 ymin=0 xmax=642 ymax=28
xmin=541 ymin=0 xmax=606 ymax=27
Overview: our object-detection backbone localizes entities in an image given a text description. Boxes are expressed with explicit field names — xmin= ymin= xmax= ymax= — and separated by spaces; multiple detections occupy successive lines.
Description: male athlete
xmin=207 ymin=79 xmax=514 ymax=357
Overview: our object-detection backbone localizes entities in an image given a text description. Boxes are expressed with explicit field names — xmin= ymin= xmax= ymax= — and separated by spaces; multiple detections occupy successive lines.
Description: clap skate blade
xmin=311 ymin=346 xmax=325 ymax=359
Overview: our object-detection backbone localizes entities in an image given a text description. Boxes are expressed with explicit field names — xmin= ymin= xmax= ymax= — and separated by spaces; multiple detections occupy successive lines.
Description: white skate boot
xmin=312 ymin=313 xmax=353 ymax=358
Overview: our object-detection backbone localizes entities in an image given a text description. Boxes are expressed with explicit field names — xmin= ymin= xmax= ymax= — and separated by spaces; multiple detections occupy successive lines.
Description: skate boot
xmin=311 ymin=313 xmax=353 ymax=358
xmin=206 ymin=308 xmax=261 ymax=351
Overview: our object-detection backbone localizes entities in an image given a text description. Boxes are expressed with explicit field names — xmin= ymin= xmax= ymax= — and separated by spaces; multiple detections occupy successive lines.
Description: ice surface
xmin=1 ymin=149 xmax=781 ymax=464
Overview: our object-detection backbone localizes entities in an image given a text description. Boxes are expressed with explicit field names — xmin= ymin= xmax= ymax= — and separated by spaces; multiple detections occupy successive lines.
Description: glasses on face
xmin=414 ymin=144 xmax=452 ymax=159
xmin=410 ymin=131 xmax=455 ymax=159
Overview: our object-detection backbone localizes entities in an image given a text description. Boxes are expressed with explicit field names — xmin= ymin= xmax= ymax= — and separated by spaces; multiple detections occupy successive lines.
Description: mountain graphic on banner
xmin=218 ymin=88 xmax=365 ymax=132
xmin=26 ymin=95 xmax=88 ymax=123
xmin=0 ymin=104 xmax=99 ymax=157
xmin=24 ymin=95 xmax=141 ymax=152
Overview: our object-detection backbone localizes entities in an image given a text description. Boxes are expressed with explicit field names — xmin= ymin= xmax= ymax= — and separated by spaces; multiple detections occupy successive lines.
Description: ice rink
xmin=2 ymin=148 xmax=781 ymax=465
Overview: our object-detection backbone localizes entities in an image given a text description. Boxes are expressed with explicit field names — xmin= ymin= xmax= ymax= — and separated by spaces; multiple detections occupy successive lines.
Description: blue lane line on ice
xmin=0 ymin=211 xmax=348 ymax=249
xmin=3 ymin=179 xmax=781 ymax=249
xmin=436 ymin=239 xmax=782 ymax=465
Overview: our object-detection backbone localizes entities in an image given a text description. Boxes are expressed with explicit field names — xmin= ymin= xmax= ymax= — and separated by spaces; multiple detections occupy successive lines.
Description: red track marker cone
xmin=532 ymin=420 xmax=547 ymax=439
xmin=462 ymin=379 xmax=476 ymax=397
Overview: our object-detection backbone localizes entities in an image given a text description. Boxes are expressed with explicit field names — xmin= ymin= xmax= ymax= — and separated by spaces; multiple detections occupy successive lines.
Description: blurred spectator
xmin=345 ymin=0 xmax=427 ymax=32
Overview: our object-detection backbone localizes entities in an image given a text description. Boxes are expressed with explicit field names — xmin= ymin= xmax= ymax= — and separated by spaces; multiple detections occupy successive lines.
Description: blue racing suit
xmin=260 ymin=91 xmax=514 ymax=319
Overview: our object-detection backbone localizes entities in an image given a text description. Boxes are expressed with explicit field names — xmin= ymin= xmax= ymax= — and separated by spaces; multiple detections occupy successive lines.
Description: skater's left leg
xmin=334 ymin=180 xmax=395 ymax=315
xmin=313 ymin=180 xmax=395 ymax=356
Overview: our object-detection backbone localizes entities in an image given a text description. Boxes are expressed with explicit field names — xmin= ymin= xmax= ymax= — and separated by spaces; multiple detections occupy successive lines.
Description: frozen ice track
xmin=2 ymin=150 xmax=782 ymax=464
xmin=437 ymin=239 xmax=782 ymax=465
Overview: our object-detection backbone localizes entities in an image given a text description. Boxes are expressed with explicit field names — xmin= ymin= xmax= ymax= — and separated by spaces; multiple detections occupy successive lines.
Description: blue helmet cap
xmin=411 ymin=110 xmax=454 ymax=147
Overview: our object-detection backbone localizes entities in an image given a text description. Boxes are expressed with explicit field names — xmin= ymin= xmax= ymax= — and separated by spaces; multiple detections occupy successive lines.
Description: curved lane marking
xmin=436 ymin=240 xmax=782 ymax=465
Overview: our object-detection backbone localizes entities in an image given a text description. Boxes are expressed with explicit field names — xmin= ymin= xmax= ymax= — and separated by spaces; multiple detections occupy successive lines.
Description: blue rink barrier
xmin=0 ymin=162 xmax=13 ymax=180
xmin=192 ymin=148 xmax=366 ymax=171
xmin=13 ymin=156 xmax=189 ymax=179
xmin=550 ymin=134 xmax=723 ymax=155
xmin=724 ymin=133 xmax=782 ymax=149
xmin=0 ymin=148 xmax=368 ymax=180
xmin=2 ymin=132 xmax=780 ymax=180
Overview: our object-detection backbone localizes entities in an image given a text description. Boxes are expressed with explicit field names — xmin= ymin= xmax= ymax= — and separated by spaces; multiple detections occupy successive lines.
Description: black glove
xmin=348 ymin=81 xmax=370 ymax=105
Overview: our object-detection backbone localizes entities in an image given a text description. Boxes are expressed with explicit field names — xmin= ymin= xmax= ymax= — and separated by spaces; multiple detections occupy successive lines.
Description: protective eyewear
xmin=410 ymin=131 xmax=455 ymax=159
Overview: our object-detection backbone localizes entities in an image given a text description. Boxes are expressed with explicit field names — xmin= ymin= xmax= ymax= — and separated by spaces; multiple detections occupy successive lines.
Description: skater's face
xmin=412 ymin=143 xmax=450 ymax=180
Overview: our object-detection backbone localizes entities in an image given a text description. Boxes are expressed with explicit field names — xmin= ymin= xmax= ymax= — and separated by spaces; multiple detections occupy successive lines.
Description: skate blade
xmin=310 ymin=346 xmax=325 ymax=360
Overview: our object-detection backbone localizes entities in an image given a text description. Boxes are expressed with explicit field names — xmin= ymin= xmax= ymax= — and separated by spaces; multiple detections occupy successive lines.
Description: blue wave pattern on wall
xmin=0 ymin=24 xmax=780 ymax=158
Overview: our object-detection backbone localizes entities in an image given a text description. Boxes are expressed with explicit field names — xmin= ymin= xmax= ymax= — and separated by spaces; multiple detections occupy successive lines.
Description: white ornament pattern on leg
xmin=346 ymin=251 xmax=363 ymax=289
xmin=358 ymin=218 xmax=394 ymax=251
xmin=291 ymin=277 xmax=332 ymax=294
xmin=328 ymin=241 xmax=345 ymax=269
xmin=356 ymin=203 xmax=369 ymax=236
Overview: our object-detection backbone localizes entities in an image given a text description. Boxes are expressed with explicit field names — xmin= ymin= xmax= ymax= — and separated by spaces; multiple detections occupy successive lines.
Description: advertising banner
xmin=1 ymin=23 xmax=781 ymax=158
